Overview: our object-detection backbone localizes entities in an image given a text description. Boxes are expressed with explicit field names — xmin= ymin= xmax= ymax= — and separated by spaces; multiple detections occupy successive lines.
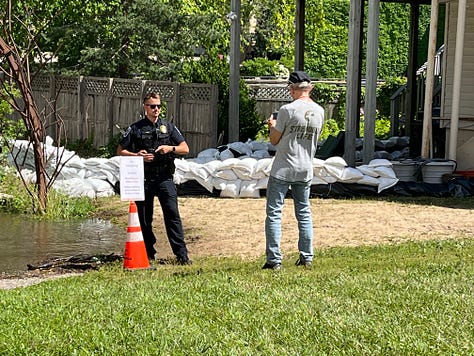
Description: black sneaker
xmin=262 ymin=262 xmax=282 ymax=271
xmin=295 ymin=258 xmax=312 ymax=268
xmin=176 ymin=257 xmax=193 ymax=265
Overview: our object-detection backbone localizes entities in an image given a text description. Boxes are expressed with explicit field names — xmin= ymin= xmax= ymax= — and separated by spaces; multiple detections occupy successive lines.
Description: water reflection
xmin=0 ymin=214 xmax=125 ymax=274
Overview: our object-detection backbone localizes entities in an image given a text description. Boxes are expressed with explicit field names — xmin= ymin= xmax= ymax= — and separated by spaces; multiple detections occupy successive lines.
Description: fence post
xmin=107 ymin=78 xmax=114 ymax=143
xmin=210 ymin=84 xmax=219 ymax=146
xmin=78 ymin=76 xmax=86 ymax=141
xmin=48 ymin=74 xmax=57 ymax=141
xmin=172 ymin=82 xmax=180 ymax=124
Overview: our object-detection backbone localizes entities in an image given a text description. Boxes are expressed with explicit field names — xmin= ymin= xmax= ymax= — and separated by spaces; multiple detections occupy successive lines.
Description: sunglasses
xmin=145 ymin=104 xmax=162 ymax=109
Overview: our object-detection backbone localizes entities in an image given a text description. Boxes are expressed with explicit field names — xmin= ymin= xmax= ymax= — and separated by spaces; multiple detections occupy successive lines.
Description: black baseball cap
xmin=287 ymin=71 xmax=311 ymax=85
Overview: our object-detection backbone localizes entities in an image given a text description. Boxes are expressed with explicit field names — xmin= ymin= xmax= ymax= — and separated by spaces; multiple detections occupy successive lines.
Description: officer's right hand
xmin=138 ymin=149 xmax=155 ymax=162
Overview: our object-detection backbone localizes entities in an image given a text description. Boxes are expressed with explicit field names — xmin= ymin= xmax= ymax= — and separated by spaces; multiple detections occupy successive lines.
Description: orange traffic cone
xmin=123 ymin=201 xmax=150 ymax=270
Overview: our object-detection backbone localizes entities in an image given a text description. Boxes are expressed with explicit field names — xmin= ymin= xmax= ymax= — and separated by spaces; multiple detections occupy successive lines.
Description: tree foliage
xmin=3 ymin=0 xmax=435 ymax=146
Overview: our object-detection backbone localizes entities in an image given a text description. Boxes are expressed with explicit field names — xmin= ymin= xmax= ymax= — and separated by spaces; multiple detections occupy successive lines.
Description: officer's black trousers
xmin=135 ymin=173 xmax=188 ymax=261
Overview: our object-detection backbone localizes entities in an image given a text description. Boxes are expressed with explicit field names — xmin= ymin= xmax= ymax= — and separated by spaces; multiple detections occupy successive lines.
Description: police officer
xmin=117 ymin=92 xmax=191 ymax=265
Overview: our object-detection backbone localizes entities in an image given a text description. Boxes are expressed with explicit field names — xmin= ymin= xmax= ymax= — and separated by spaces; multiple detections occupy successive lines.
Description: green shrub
xmin=0 ymin=172 xmax=95 ymax=220
xmin=359 ymin=116 xmax=392 ymax=140
xmin=240 ymin=58 xmax=290 ymax=77
xmin=377 ymin=77 xmax=407 ymax=117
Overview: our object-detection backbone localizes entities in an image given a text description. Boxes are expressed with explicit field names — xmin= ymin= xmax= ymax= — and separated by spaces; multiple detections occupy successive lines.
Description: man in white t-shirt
xmin=263 ymin=71 xmax=324 ymax=270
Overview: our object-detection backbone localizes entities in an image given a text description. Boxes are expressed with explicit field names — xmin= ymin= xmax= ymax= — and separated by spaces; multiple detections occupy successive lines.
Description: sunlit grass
xmin=1 ymin=239 xmax=473 ymax=354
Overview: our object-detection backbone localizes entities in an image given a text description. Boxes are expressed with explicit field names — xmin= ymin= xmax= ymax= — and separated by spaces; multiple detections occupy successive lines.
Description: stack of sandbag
xmin=9 ymin=137 xmax=399 ymax=198
xmin=174 ymin=153 xmax=399 ymax=197
xmin=9 ymin=137 xmax=120 ymax=198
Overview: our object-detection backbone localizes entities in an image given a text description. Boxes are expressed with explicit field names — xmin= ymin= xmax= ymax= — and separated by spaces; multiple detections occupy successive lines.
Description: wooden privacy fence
xmin=30 ymin=75 xmax=219 ymax=157
xmin=245 ymin=79 xmax=344 ymax=122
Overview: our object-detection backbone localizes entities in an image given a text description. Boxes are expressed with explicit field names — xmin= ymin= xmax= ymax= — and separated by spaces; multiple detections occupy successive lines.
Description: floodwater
xmin=0 ymin=214 xmax=125 ymax=274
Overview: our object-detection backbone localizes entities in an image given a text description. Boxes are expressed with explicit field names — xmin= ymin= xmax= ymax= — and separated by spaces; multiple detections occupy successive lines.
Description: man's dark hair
xmin=143 ymin=92 xmax=161 ymax=103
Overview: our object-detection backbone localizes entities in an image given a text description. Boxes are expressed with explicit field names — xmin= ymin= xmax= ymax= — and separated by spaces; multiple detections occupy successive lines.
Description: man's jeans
xmin=265 ymin=176 xmax=314 ymax=265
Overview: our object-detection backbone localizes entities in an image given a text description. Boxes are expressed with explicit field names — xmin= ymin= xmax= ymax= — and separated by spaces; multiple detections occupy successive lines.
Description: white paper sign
xmin=119 ymin=156 xmax=145 ymax=201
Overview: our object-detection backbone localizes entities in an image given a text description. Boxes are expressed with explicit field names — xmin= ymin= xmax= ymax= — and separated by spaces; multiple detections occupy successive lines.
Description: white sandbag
xmin=253 ymin=158 xmax=273 ymax=179
xmin=313 ymin=158 xmax=326 ymax=168
xmin=219 ymin=180 xmax=242 ymax=198
xmin=315 ymin=167 xmax=338 ymax=183
xmin=101 ymin=169 xmax=118 ymax=184
xmin=325 ymin=156 xmax=347 ymax=167
xmin=194 ymin=176 xmax=214 ymax=193
xmin=173 ymin=170 xmax=189 ymax=185
xmin=53 ymin=178 xmax=96 ymax=198
xmin=99 ymin=163 xmax=119 ymax=175
xmin=84 ymin=157 xmax=109 ymax=167
xmin=233 ymin=170 xmax=253 ymax=181
xmin=232 ymin=157 xmax=256 ymax=180
xmin=339 ymin=167 xmax=364 ymax=182
xmin=324 ymin=163 xmax=346 ymax=179
xmin=107 ymin=156 xmax=121 ymax=168
xmin=374 ymin=166 xmax=397 ymax=179
xmin=57 ymin=166 xmax=80 ymax=180
xmin=187 ymin=161 xmax=210 ymax=181
xmin=84 ymin=170 xmax=107 ymax=180
xmin=77 ymin=168 xmax=87 ymax=179
xmin=203 ymin=159 xmax=224 ymax=174
xmin=377 ymin=177 xmax=399 ymax=193
xmin=19 ymin=169 xmax=36 ymax=184
xmin=212 ymin=177 xmax=229 ymax=191
xmin=214 ymin=169 xmax=238 ymax=181
xmin=239 ymin=180 xmax=261 ymax=198
xmin=261 ymin=157 xmax=274 ymax=176
xmin=368 ymin=158 xmax=392 ymax=167
xmin=64 ymin=155 xmax=85 ymax=169
xmin=88 ymin=178 xmax=114 ymax=193
xmin=255 ymin=176 xmax=269 ymax=189
xmin=219 ymin=157 xmax=241 ymax=169
xmin=311 ymin=176 xmax=329 ymax=185
xmin=356 ymin=165 xmax=379 ymax=178
xmin=174 ymin=158 xmax=190 ymax=173
xmin=356 ymin=175 xmax=380 ymax=186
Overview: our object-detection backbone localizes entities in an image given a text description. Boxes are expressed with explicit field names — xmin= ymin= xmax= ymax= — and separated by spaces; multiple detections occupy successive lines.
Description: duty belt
xmin=144 ymin=165 xmax=171 ymax=176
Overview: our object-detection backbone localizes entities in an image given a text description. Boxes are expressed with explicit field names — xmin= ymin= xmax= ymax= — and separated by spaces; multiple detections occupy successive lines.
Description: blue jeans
xmin=265 ymin=176 xmax=314 ymax=265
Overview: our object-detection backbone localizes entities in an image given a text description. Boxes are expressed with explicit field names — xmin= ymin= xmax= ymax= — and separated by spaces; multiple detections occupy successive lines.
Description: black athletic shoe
xmin=295 ymin=258 xmax=312 ymax=268
xmin=176 ymin=257 xmax=193 ymax=265
xmin=262 ymin=262 xmax=282 ymax=271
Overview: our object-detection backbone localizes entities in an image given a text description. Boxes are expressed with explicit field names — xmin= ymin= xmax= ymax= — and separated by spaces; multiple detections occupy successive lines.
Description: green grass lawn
xmin=1 ymin=238 xmax=473 ymax=355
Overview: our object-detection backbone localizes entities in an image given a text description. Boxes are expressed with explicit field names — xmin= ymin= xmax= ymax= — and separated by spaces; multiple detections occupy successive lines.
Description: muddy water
xmin=0 ymin=214 xmax=125 ymax=274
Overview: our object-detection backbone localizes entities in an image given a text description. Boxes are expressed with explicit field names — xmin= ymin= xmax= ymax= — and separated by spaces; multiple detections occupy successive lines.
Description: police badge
xmin=159 ymin=125 xmax=167 ymax=134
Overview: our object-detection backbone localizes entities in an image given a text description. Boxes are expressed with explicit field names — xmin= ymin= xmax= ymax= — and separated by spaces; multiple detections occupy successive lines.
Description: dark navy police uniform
xmin=119 ymin=117 xmax=190 ymax=263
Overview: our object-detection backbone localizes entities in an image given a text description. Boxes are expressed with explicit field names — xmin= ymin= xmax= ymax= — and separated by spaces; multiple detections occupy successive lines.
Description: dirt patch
xmin=152 ymin=197 xmax=474 ymax=260
xmin=2 ymin=196 xmax=473 ymax=289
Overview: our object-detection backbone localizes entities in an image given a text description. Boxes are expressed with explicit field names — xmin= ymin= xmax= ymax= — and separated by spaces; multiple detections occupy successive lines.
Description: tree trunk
xmin=0 ymin=37 xmax=48 ymax=213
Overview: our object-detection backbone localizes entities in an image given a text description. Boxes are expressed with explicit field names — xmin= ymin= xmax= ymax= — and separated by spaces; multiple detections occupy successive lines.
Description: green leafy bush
xmin=240 ymin=58 xmax=290 ymax=78
xmin=0 ymin=172 xmax=95 ymax=219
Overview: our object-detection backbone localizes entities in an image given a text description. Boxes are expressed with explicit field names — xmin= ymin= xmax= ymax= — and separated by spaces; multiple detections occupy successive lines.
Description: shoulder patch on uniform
xmin=123 ymin=127 xmax=132 ymax=137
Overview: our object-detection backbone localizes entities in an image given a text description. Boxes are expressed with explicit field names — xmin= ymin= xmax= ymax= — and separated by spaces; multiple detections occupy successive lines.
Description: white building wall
xmin=442 ymin=0 xmax=474 ymax=170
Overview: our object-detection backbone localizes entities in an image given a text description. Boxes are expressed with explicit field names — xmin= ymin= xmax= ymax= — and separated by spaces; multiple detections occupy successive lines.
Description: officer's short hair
xmin=143 ymin=92 xmax=161 ymax=103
